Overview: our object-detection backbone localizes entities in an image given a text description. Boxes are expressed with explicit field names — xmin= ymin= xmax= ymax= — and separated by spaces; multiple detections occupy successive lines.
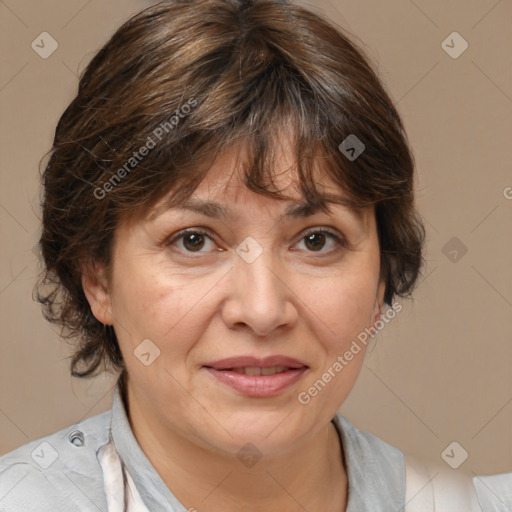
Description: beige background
xmin=0 ymin=0 xmax=510 ymax=483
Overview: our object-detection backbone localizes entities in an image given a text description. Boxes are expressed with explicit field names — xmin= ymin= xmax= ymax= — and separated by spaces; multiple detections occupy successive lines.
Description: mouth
xmin=202 ymin=355 xmax=309 ymax=397
xmin=224 ymin=365 xmax=298 ymax=376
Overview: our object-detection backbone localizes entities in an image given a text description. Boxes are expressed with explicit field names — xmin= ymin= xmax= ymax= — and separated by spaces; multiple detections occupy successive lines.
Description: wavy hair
xmin=35 ymin=0 xmax=425 ymax=378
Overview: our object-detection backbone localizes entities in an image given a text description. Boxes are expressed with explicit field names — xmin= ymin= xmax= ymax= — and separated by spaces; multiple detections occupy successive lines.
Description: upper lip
xmin=203 ymin=355 xmax=308 ymax=370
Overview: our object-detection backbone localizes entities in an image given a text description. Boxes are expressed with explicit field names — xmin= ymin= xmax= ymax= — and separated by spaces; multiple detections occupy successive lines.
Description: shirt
xmin=0 ymin=385 xmax=507 ymax=511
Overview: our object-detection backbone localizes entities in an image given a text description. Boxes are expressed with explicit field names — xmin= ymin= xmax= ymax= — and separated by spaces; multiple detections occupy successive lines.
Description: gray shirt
xmin=111 ymin=388 xmax=405 ymax=511
xmin=0 ymin=385 xmax=505 ymax=511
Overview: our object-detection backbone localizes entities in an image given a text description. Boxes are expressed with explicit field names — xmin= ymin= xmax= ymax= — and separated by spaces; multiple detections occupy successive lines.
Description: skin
xmin=83 ymin=139 xmax=385 ymax=512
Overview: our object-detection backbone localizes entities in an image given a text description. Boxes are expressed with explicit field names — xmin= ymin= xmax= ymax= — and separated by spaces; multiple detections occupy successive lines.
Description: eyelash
xmin=164 ymin=226 xmax=346 ymax=257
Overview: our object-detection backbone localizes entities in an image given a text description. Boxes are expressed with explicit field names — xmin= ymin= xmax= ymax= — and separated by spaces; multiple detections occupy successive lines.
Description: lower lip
xmin=204 ymin=367 xmax=308 ymax=397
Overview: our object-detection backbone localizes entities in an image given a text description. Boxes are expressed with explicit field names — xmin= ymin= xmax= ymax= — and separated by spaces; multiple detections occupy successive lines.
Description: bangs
xmin=113 ymin=59 xmax=370 ymax=224
xmin=76 ymin=0 xmax=405 ymax=227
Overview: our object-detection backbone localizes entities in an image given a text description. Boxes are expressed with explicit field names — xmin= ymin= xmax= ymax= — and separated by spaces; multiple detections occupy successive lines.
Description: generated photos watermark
xmin=297 ymin=300 xmax=402 ymax=405
xmin=93 ymin=97 xmax=197 ymax=200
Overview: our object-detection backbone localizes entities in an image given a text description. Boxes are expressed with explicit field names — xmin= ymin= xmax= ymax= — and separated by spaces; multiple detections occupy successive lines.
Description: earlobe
xmin=81 ymin=260 xmax=113 ymax=325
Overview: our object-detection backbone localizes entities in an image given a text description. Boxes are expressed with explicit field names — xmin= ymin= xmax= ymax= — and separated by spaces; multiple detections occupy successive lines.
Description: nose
xmin=220 ymin=248 xmax=299 ymax=337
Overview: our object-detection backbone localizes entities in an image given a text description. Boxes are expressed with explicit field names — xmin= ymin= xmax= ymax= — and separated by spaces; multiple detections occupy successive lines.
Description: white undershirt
xmin=98 ymin=440 xmax=150 ymax=512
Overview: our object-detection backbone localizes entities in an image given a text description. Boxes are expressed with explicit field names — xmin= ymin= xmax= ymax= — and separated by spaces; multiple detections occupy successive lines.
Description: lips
xmin=203 ymin=355 xmax=308 ymax=371
xmin=203 ymin=355 xmax=309 ymax=397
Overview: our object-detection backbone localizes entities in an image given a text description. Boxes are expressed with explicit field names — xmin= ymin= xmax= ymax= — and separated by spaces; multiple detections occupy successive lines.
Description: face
xmin=83 ymin=141 xmax=385 ymax=457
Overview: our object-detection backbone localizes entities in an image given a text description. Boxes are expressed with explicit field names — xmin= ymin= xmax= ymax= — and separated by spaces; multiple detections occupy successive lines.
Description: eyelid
xmin=300 ymin=226 xmax=345 ymax=242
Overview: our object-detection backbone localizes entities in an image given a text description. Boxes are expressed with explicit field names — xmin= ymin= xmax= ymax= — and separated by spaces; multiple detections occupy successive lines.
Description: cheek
xmin=310 ymin=263 xmax=379 ymax=350
xmin=109 ymin=267 xmax=162 ymax=337
xmin=296 ymin=269 xmax=378 ymax=413
xmin=110 ymin=255 xmax=219 ymax=357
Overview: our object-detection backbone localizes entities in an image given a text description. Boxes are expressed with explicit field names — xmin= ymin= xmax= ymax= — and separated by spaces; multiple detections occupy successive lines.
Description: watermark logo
xmin=134 ymin=338 xmax=161 ymax=366
xmin=441 ymin=441 xmax=468 ymax=469
xmin=441 ymin=32 xmax=468 ymax=60
xmin=441 ymin=236 xmax=468 ymax=263
xmin=236 ymin=236 xmax=263 ymax=264
xmin=237 ymin=442 xmax=263 ymax=468
xmin=31 ymin=441 xmax=59 ymax=469
xmin=31 ymin=32 xmax=58 ymax=59
xmin=338 ymin=134 xmax=365 ymax=161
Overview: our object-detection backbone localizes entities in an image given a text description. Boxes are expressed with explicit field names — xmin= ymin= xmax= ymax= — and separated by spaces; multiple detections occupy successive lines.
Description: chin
xmin=195 ymin=410 xmax=307 ymax=455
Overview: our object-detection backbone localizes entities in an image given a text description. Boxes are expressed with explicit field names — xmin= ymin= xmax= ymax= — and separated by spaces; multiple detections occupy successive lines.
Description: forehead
xmin=146 ymin=141 xmax=372 ymax=227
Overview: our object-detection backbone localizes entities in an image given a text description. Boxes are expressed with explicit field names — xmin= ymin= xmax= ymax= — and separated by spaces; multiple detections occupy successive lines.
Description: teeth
xmin=242 ymin=367 xmax=261 ymax=376
xmin=231 ymin=366 xmax=289 ymax=376
xmin=262 ymin=366 xmax=289 ymax=376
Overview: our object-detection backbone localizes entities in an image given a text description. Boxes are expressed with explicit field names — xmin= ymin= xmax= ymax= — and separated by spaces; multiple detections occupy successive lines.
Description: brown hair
xmin=36 ymin=0 xmax=425 ymax=378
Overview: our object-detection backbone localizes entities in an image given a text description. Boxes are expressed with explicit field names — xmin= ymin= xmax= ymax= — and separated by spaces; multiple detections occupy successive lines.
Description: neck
xmin=126 ymin=390 xmax=348 ymax=511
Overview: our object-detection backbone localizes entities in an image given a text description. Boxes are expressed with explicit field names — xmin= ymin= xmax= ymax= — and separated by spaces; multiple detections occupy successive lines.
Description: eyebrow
xmin=147 ymin=195 xmax=364 ymax=222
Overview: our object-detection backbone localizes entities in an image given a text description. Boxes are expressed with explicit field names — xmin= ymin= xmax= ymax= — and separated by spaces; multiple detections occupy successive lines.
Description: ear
xmin=81 ymin=259 xmax=113 ymax=325
xmin=371 ymin=279 xmax=386 ymax=326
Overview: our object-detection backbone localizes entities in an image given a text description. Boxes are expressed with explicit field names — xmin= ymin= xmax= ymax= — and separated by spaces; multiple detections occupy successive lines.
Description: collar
xmin=332 ymin=414 xmax=405 ymax=511
xmin=110 ymin=386 xmax=189 ymax=511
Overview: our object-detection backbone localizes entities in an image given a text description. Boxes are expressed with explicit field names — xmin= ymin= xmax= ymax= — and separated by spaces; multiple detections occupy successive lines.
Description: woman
xmin=0 ymin=0 xmax=504 ymax=510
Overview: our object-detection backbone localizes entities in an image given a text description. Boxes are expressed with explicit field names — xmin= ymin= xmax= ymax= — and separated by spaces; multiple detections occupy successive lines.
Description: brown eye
xmin=296 ymin=228 xmax=344 ymax=254
xmin=304 ymin=232 xmax=327 ymax=251
xmin=182 ymin=232 xmax=206 ymax=252
xmin=166 ymin=228 xmax=216 ymax=254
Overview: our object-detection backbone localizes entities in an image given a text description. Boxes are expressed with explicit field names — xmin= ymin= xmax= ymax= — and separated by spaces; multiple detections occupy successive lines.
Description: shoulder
xmin=0 ymin=411 xmax=111 ymax=512
xmin=473 ymin=472 xmax=512 ymax=511
xmin=403 ymin=454 xmax=485 ymax=511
